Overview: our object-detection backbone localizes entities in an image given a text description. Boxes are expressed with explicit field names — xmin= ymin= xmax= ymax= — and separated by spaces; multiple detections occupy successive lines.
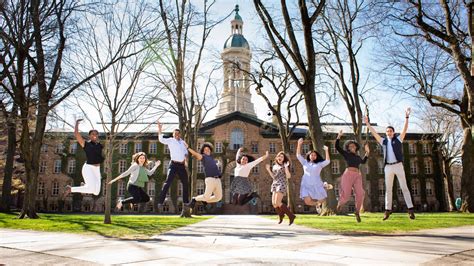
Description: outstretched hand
xmin=364 ymin=115 xmax=369 ymax=125
xmin=284 ymin=162 xmax=290 ymax=168
xmin=297 ymin=138 xmax=304 ymax=145
xmin=405 ymin=107 xmax=411 ymax=118
xmin=337 ymin=130 xmax=343 ymax=139
xmin=157 ymin=120 xmax=163 ymax=132
xmin=323 ymin=145 xmax=329 ymax=151
xmin=364 ymin=143 xmax=370 ymax=153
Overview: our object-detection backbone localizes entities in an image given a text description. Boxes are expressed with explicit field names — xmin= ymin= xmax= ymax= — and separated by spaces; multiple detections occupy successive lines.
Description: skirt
xmin=230 ymin=176 xmax=253 ymax=195
xmin=300 ymin=174 xmax=327 ymax=200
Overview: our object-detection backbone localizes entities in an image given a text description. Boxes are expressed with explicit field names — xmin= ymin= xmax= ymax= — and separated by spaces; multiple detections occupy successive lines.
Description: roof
xmin=224 ymin=34 xmax=249 ymax=49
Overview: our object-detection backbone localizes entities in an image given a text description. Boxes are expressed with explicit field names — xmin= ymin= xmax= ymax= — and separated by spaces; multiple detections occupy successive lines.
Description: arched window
xmin=230 ymin=128 xmax=244 ymax=150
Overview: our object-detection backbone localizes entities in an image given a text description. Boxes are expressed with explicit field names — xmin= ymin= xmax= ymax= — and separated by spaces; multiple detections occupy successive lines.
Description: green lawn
xmin=286 ymin=212 xmax=474 ymax=234
xmin=0 ymin=213 xmax=210 ymax=239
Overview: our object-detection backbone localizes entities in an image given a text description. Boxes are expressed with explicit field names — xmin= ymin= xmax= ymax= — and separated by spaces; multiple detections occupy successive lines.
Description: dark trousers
xmin=158 ymin=162 xmax=189 ymax=204
xmin=233 ymin=193 xmax=255 ymax=206
xmin=122 ymin=184 xmax=150 ymax=204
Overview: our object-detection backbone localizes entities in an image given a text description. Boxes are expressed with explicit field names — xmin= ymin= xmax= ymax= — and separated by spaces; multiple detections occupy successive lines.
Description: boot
xmin=383 ymin=210 xmax=392 ymax=221
xmin=279 ymin=204 xmax=296 ymax=225
xmin=408 ymin=208 xmax=415 ymax=220
xmin=275 ymin=207 xmax=284 ymax=224
xmin=232 ymin=193 xmax=239 ymax=205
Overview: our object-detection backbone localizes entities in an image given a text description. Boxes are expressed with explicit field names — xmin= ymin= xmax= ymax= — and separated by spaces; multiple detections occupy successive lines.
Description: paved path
xmin=1 ymin=215 xmax=473 ymax=265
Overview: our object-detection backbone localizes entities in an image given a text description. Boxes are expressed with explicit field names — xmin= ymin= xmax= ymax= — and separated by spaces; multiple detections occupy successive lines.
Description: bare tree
xmin=419 ymin=105 xmax=462 ymax=211
xmin=0 ymin=98 xmax=18 ymax=212
xmin=69 ymin=0 xmax=161 ymax=224
xmin=238 ymin=53 xmax=304 ymax=212
xmin=0 ymin=0 xmax=143 ymax=218
xmin=314 ymin=0 xmax=378 ymax=211
xmin=376 ymin=1 xmax=473 ymax=212
xmin=148 ymin=0 xmax=225 ymax=217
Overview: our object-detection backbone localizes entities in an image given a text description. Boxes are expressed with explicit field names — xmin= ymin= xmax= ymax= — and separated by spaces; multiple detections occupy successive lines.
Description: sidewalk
xmin=1 ymin=215 xmax=473 ymax=265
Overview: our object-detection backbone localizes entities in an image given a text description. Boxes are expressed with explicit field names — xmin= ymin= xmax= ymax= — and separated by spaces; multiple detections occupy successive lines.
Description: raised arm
xmin=109 ymin=164 xmax=138 ymax=184
xmin=74 ymin=119 xmax=85 ymax=148
xmin=296 ymin=138 xmax=306 ymax=165
xmin=361 ymin=143 xmax=370 ymax=164
xmin=320 ymin=146 xmax=331 ymax=167
xmin=183 ymin=142 xmax=203 ymax=161
xmin=247 ymin=151 xmax=269 ymax=168
xmin=235 ymin=147 xmax=243 ymax=165
xmin=265 ymin=164 xmax=274 ymax=179
xmin=399 ymin=107 xmax=411 ymax=142
xmin=146 ymin=160 xmax=161 ymax=175
xmin=284 ymin=162 xmax=291 ymax=179
xmin=157 ymin=120 xmax=170 ymax=145
xmin=364 ymin=115 xmax=383 ymax=144
xmin=335 ymin=130 xmax=345 ymax=155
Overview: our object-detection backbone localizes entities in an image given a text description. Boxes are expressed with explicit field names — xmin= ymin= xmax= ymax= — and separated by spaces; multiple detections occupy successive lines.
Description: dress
xmin=271 ymin=164 xmax=287 ymax=193
xmin=297 ymin=154 xmax=330 ymax=200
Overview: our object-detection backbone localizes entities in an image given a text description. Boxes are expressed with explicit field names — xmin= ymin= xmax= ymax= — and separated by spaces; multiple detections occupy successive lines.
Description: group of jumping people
xmin=65 ymin=108 xmax=416 ymax=223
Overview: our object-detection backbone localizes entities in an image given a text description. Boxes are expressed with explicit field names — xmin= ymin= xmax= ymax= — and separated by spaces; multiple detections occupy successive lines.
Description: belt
xmin=386 ymin=161 xmax=401 ymax=165
xmin=171 ymin=160 xmax=185 ymax=165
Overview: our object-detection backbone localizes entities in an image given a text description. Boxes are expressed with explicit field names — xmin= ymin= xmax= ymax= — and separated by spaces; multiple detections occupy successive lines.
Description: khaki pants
xmin=195 ymin=177 xmax=223 ymax=203
xmin=385 ymin=163 xmax=413 ymax=210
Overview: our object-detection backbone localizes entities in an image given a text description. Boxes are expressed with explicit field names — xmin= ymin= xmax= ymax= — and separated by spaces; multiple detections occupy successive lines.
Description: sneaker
xmin=408 ymin=208 xmax=415 ymax=220
xmin=383 ymin=210 xmax=392 ymax=221
xmin=116 ymin=200 xmax=123 ymax=210
xmin=250 ymin=192 xmax=260 ymax=199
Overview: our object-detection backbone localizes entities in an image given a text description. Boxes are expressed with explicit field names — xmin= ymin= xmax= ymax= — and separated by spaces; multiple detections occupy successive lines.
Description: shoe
xmin=355 ymin=212 xmax=361 ymax=223
xmin=323 ymin=182 xmax=333 ymax=190
xmin=383 ymin=210 xmax=392 ymax=221
xmin=408 ymin=208 xmax=415 ymax=220
xmin=250 ymin=192 xmax=261 ymax=199
xmin=116 ymin=200 xmax=123 ymax=210
xmin=276 ymin=207 xmax=284 ymax=224
xmin=186 ymin=198 xmax=197 ymax=209
xmin=232 ymin=193 xmax=239 ymax=204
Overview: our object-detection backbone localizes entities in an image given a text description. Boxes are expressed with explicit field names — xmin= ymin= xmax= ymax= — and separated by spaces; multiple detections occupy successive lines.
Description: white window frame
xmin=53 ymin=160 xmax=62 ymax=174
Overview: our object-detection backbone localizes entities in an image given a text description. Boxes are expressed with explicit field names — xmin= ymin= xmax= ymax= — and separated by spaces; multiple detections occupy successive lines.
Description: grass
xmin=284 ymin=212 xmax=474 ymax=234
xmin=0 ymin=212 xmax=210 ymax=239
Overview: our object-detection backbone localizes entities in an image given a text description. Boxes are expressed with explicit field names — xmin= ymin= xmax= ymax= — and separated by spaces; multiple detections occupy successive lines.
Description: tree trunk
xmin=460 ymin=125 xmax=474 ymax=212
xmin=0 ymin=106 xmax=17 ymax=212
xmin=104 ymin=137 xmax=114 ymax=224
xmin=442 ymin=159 xmax=456 ymax=211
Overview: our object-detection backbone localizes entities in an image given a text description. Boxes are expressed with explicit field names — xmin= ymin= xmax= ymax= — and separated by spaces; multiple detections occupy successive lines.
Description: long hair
xmin=132 ymin=152 xmax=149 ymax=167
xmin=344 ymin=140 xmax=360 ymax=153
xmin=274 ymin=151 xmax=290 ymax=166
xmin=237 ymin=153 xmax=255 ymax=164
xmin=306 ymin=150 xmax=325 ymax=164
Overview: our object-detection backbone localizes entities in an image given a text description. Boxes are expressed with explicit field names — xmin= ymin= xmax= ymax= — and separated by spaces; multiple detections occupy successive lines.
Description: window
xmin=55 ymin=143 xmax=64 ymax=153
xmin=134 ymin=142 xmax=142 ymax=153
xmin=178 ymin=182 xmax=183 ymax=197
xmin=378 ymin=179 xmax=385 ymax=196
xmin=53 ymin=160 xmax=62 ymax=174
xmin=51 ymin=181 xmax=59 ymax=196
xmin=411 ymin=179 xmax=419 ymax=196
xmin=39 ymin=161 xmax=47 ymax=173
xmin=67 ymin=159 xmax=76 ymax=174
xmin=230 ymin=128 xmax=244 ymax=150
xmin=38 ymin=182 xmax=45 ymax=195
xmin=41 ymin=144 xmax=48 ymax=153
xmin=147 ymin=181 xmax=155 ymax=196
xmin=269 ymin=142 xmax=276 ymax=153
xmin=215 ymin=142 xmax=223 ymax=153
xmin=330 ymin=142 xmax=337 ymax=154
xmin=424 ymin=158 xmax=433 ymax=174
xmin=251 ymin=142 xmax=259 ymax=153
xmin=302 ymin=143 xmax=310 ymax=154
xmin=334 ymin=183 xmax=340 ymax=197
xmin=197 ymin=160 xmax=204 ymax=173
xmin=251 ymin=165 xmax=259 ymax=174
xmin=422 ymin=143 xmax=430 ymax=154
xmin=119 ymin=160 xmax=127 ymax=173
xmin=197 ymin=180 xmax=205 ymax=195
xmin=378 ymin=159 xmax=384 ymax=174
xmin=164 ymin=144 xmax=170 ymax=154
xmin=331 ymin=160 xmax=340 ymax=174
xmin=118 ymin=181 xmax=126 ymax=196
xmin=410 ymin=159 xmax=418 ymax=175
xmin=426 ymin=181 xmax=433 ymax=196
xmin=162 ymin=204 xmax=169 ymax=212
xmin=70 ymin=142 xmax=78 ymax=154
xmin=409 ymin=142 xmax=416 ymax=155
xmin=163 ymin=160 xmax=170 ymax=174
xmin=119 ymin=143 xmax=128 ymax=154
xmin=289 ymin=143 xmax=295 ymax=154
xmin=149 ymin=142 xmax=157 ymax=154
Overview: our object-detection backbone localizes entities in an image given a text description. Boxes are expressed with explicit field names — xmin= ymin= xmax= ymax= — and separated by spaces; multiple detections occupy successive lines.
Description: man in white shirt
xmin=365 ymin=108 xmax=415 ymax=221
xmin=157 ymin=121 xmax=189 ymax=205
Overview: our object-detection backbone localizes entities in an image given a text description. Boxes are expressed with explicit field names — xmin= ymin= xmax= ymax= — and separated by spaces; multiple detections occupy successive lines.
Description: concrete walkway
xmin=1 ymin=215 xmax=473 ymax=265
